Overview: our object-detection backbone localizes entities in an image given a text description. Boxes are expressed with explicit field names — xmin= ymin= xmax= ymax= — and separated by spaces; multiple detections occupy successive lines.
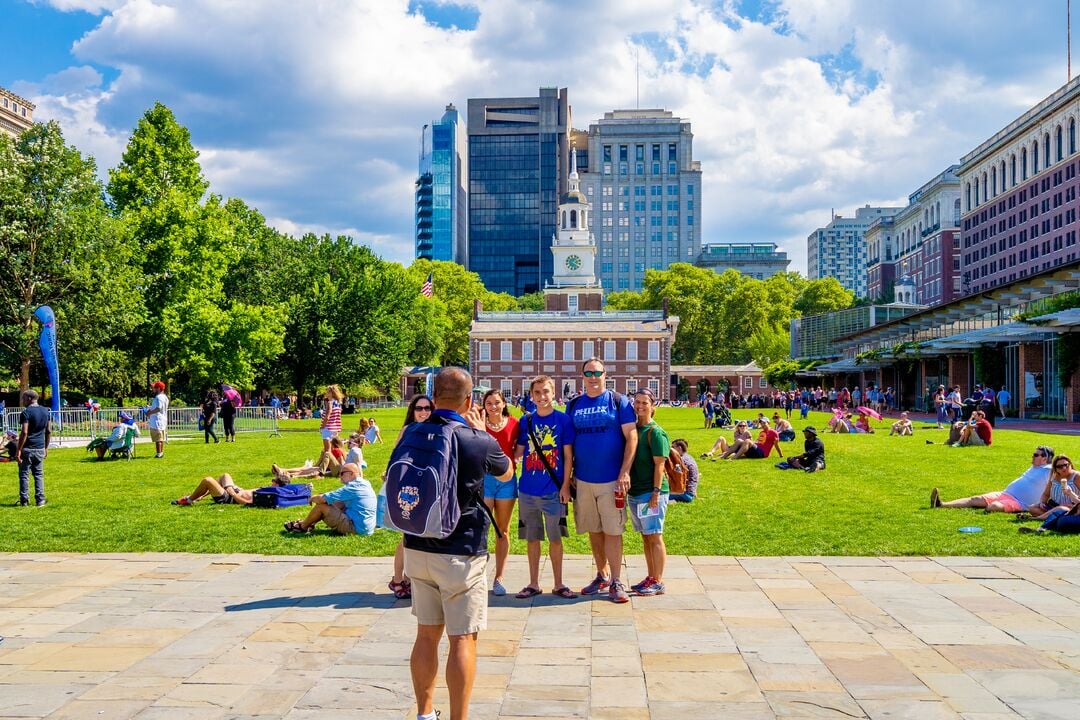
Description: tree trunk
xmin=20 ymin=358 xmax=30 ymax=393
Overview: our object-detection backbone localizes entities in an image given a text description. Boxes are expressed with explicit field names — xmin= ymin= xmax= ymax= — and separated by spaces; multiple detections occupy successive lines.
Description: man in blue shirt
xmin=282 ymin=463 xmax=376 ymax=535
xmin=567 ymin=358 xmax=637 ymax=603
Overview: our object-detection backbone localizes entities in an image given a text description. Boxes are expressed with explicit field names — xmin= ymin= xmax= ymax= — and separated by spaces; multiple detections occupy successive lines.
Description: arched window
xmin=954 ymin=198 xmax=961 ymax=224
xmin=974 ymin=180 xmax=979 ymax=206
xmin=570 ymin=209 xmax=577 ymax=228
xmin=1022 ymin=147 xmax=1028 ymax=179
xmin=562 ymin=211 xmax=567 ymax=229
xmin=1010 ymin=154 xmax=1016 ymax=186
xmin=991 ymin=166 xmax=997 ymax=196
xmin=965 ymin=184 xmax=971 ymax=212
xmin=1070 ymin=118 xmax=1076 ymax=154
xmin=1057 ymin=125 xmax=1064 ymax=161
xmin=1033 ymin=141 xmax=1039 ymax=173
xmin=581 ymin=210 xmax=587 ymax=229
xmin=936 ymin=201 xmax=941 ymax=225
xmin=982 ymin=172 xmax=988 ymax=201
xmin=1043 ymin=133 xmax=1050 ymax=167
xmin=1000 ymin=160 xmax=1006 ymax=190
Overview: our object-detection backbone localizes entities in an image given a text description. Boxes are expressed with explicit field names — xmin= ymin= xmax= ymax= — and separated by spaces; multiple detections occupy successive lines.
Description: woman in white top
xmin=1025 ymin=454 xmax=1080 ymax=520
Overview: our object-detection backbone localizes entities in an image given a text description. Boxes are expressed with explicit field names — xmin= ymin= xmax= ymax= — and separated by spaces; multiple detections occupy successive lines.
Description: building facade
xmin=415 ymin=104 xmax=468 ymax=264
xmin=865 ymin=217 xmax=896 ymax=301
xmin=892 ymin=166 xmax=962 ymax=306
xmin=0 ymin=87 xmax=34 ymax=138
xmin=807 ymin=205 xmax=904 ymax=298
xmin=695 ymin=242 xmax=790 ymax=279
xmin=578 ymin=109 xmax=702 ymax=292
xmin=467 ymin=87 xmax=570 ymax=296
xmin=959 ymin=76 xmax=1080 ymax=294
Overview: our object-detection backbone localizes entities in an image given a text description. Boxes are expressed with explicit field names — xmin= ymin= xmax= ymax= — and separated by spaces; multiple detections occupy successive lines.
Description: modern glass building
xmin=415 ymin=104 xmax=467 ymax=264
xmin=467 ymin=88 xmax=569 ymax=296
xmin=578 ymin=109 xmax=702 ymax=292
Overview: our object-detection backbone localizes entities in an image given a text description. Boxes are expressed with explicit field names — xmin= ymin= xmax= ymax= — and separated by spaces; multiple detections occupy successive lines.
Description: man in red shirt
xmin=953 ymin=410 xmax=993 ymax=447
xmin=732 ymin=418 xmax=783 ymax=460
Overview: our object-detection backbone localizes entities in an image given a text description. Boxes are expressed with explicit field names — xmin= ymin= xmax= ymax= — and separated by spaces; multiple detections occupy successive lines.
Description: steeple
xmin=545 ymin=139 xmax=603 ymax=312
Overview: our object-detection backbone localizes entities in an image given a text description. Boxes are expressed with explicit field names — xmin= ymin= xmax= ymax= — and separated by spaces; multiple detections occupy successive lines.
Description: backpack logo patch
xmin=397 ymin=485 xmax=420 ymax=518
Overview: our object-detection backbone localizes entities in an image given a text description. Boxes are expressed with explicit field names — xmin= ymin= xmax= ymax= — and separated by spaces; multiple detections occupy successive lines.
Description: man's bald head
xmin=434 ymin=367 xmax=473 ymax=410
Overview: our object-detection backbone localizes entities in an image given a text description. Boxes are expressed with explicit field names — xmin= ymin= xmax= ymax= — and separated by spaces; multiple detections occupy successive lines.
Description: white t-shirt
xmin=1003 ymin=465 xmax=1052 ymax=507
xmin=148 ymin=393 xmax=169 ymax=431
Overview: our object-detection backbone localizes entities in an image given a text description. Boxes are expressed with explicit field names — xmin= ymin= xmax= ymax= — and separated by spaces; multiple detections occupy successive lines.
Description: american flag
xmin=421 ymin=272 xmax=434 ymax=297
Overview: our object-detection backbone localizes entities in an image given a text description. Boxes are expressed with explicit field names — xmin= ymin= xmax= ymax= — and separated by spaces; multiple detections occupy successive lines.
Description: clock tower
xmin=545 ymin=144 xmax=604 ymax=312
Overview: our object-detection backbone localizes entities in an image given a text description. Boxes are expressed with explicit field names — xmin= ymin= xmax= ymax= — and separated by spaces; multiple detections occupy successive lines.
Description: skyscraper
xmin=467 ymin=87 xmax=569 ymax=296
xmin=579 ymin=109 xmax=702 ymax=292
xmin=415 ymin=103 xmax=468 ymax=264
xmin=807 ymin=205 xmax=904 ymax=298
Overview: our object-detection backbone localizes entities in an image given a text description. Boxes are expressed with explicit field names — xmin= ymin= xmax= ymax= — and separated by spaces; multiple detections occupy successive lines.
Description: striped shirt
xmin=1050 ymin=472 xmax=1079 ymax=506
xmin=322 ymin=400 xmax=342 ymax=433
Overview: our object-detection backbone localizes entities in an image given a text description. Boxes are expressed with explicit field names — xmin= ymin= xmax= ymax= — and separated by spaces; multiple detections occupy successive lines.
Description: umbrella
xmin=857 ymin=405 xmax=882 ymax=420
xmin=221 ymin=384 xmax=243 ymax=408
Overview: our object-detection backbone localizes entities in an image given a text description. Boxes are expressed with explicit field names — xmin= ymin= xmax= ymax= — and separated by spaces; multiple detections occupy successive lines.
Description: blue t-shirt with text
xmin=569 ymin=391 xmax=635 ymax=484
xmin=517 ymin=410 xmax=576 ymax=497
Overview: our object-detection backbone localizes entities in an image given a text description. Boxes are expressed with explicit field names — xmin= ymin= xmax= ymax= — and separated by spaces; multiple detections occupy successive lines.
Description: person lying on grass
xmin=890 ymin=412 xmax=914 ymax=436
xmin=930 ymin=445 xmax=1053 ymax=512
xmin=171 ymin=472 xmax=300 ymax=506
xmin=700 ymin=420 xmax=752 ymax=460
xmin=272 ymin=437 xmax=347 ymax=482
xmin=283 ymin=463 xmax=376 ymax=535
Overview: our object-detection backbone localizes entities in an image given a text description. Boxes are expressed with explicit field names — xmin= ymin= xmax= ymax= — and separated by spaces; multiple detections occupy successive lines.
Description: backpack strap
xmin=526 ymin=414 xmax=562 ymax=491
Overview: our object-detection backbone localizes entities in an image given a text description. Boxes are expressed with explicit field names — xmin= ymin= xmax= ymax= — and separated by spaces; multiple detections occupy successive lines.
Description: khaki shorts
xmin=404 ymin=549 xmax=487 ymax=636
xmin=321 ymin=504 xmax=356 ymax=535
xmin=149 ymin=428 xmax=166 ymax=443
xmin=573 ymin=479 xmax=626 ymax=536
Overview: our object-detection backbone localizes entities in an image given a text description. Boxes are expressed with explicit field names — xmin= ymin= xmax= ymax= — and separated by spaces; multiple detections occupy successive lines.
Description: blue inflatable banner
xmin=33 ymin=306 xmax=61 ymax=413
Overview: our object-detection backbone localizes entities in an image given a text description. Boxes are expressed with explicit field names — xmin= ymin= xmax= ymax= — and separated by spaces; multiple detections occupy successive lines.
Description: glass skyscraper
xmin=415 ymin=104 xmax=467 ymax=264
xmin=467 ymin=88 xmax=569 ymax=296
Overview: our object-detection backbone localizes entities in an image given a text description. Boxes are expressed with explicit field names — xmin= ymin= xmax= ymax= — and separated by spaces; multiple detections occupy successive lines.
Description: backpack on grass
xmin=252 ymin=483 xmax=312 ymax=508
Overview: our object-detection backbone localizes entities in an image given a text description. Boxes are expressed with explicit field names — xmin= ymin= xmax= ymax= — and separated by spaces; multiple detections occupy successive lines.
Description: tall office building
xmin=0 ymin=86 xmax=34 ymax=138
xmin=807 ymin=205 xmax=904 ymax=298
xmin=467 ymin=88 xmax=569 ymax=296
xmin=579 ymin=110 xmax=702 ymax=292
xmin=415 ymin=104 xmax=468 ymax=264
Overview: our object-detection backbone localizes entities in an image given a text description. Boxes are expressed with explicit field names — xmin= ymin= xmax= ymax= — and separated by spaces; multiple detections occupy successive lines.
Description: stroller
xmin=714 ymin=403 xmax=733 ymax=428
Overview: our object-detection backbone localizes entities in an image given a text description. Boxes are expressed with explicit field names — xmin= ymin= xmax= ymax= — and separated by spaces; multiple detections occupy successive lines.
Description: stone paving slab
xmin=1 ymin=555 xmax=1080 ymax=718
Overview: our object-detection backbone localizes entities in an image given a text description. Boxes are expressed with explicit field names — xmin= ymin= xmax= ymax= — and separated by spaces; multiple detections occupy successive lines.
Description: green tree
xmin=0 ymin=122 xmax=142 ymax=393
xmin=794 ymin=277 xmax=855 ymax=317
xmin=516 ymin=291 xmax=546 ymax=311
xmin=763 ymin=359 xmax=801 ymax=388
xmin=745 ymin=324 xmax=791 ymax=369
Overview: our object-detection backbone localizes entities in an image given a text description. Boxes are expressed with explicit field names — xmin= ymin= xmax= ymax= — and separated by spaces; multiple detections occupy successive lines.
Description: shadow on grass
xmin=225 ymin=591 xmax=399 ymax=612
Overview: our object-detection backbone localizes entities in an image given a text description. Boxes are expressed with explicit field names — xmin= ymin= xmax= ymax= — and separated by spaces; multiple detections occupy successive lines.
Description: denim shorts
xmin=483 ymin=473 xmax=518 ymax=501
xmin=628 ymin=492 xmax=668 ymax=535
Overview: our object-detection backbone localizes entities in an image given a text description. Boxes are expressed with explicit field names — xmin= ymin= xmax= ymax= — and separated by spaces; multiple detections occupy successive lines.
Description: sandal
xmin=552 ymin=586 xmax=578 ymax=599
xmin=283 ymin=520 xmax=310 ymax=534
xmin=515 ymin=586 xmax=542 ymax=599
xmin=388 ymin=579 xmax=412 ymax=600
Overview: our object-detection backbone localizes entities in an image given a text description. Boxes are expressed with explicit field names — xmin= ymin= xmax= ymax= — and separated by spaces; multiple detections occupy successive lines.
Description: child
xmin=345 ymin=432 xmax=367 ymax=473
xmin=890 ymin=412 xmax=914 ymax=436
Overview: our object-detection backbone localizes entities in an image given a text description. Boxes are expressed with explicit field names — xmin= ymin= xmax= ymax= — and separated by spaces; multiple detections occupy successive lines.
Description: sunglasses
xmin=415 ymin=405 xmax=433 ymax=412
xmin=1055 ymin=463 xmax=1071 ymax=469
xmin=583 ymin=370 xmax=605 ymax=377
xmin=1033 ymin=453 xmax=1046 ymax=458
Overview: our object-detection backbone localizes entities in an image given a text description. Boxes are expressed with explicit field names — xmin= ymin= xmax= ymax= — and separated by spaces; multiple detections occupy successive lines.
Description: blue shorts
xmin=628 ymin=492 xmax=668 ymax=535
xmin=484 ymin=473 xmax=518 ymax=501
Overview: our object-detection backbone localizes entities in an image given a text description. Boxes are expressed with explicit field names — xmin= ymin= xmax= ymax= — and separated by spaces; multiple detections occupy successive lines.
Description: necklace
xmin=486 ymin=415 xmax=507 ymax=431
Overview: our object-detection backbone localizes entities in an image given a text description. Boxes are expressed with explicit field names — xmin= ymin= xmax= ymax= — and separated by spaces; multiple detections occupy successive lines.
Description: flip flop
xmin=552 ymin=586 xmax=578 ymax=599
xmin=515 ymin=586 xmax=542 ymax=599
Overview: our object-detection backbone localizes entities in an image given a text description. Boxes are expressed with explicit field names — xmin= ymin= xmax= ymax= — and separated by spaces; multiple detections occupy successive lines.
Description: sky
xmin=3 ymin=0 xmax=1076 ymax=276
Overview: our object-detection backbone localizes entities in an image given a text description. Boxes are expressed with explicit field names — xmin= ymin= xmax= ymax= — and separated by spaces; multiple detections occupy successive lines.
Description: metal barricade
xmin=4 ymin=407 xmax=101 ymax=447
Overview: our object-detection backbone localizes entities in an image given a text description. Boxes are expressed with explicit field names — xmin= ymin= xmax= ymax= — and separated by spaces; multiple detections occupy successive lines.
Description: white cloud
xmin=14 ymin=0 xmax=1076 ymax=277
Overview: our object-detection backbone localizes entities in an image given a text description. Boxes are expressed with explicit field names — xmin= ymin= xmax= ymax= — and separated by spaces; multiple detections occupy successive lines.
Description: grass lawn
xmin=1 ymin=408 xmax=1076 ymax=556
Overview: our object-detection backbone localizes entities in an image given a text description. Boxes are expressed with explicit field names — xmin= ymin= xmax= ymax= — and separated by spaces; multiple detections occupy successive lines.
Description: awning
xmin=815 ymin=358 xmax=878 ymax=373
xmin=922 ymin=322 xmax=1056 ymax=349
xmin=1028 ymin=307 xmax=1080 ymax=328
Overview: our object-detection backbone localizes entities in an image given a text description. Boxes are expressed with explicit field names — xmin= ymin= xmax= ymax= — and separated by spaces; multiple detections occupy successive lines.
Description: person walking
xmin=219 ymin=395 xmax=237 ymax=442
xmin=16 ymin=390 xmax=51 ymax=507
xmin=628 ymin=388 xmax=670 ymax=596
xmin=145 ymin=381 xmax=169 ymax=458
xmin=404 ymin=368 xmax=512 ymax=720
xmin=202 ymin=391 xmax=220 ymax=444
xmin=566 ymin=358 xmax=637 ymax=604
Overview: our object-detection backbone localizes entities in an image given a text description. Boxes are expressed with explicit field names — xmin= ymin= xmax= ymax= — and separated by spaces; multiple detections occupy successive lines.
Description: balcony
xmin=921 ymin=223 xmax=940 ymax=238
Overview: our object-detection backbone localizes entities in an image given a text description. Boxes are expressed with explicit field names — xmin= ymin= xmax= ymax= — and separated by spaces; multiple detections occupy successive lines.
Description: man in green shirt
xmin=629 ymin=388 xmax=669 ymax=596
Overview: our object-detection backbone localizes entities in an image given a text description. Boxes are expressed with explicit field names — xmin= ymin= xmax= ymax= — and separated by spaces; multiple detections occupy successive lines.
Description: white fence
xmin=3 ymin=405 xmax=280 ymax=446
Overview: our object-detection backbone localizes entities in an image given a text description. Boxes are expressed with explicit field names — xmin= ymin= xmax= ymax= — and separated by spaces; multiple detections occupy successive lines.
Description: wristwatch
xmin=652 ymin=488 xmax=661 ymax=493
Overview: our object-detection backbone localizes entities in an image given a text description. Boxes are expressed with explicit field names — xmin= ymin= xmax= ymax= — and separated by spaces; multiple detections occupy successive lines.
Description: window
xmin=1034 ymin=140 xmax=1040 ymax=173
xmin=562 ymin=341 xmax=575 ymax=360
xmin=625 ymin=341 xmax=638 ymax=360
xmin=1022 ymin=147 xmax=1028 ymax=180
xmin=648 ymin=340 xmax=660 ymax=360
xmin=1045 ymin=132 xmax=1051 ymax=167
xmin=1071 ymin=118 xmax=1077 ymax=154
xmin=604 ymin=341 xmax=616 ymax=360
xmin=743 ymin=377 xmax=753 ymax=388
xmin=1011 ymin=154 xmax=1017 ymax=186
xmin=759 ymin=377 xmax=768 ymax=388
xmin=543 ymin=341 xmax=555 ymax=361
xmin=501 ymin=379 xmax=513 ymax=395
xmin=1057 ymin=126 xmax=1064 ymax=161
xmin=605 ymin=379 xmax=616 ymax=391
xmin=500 ymin=341 xmax=512 ymax=360
xmin=478 ymin=342 xmax=491 ymax=361
xmin=626 ymin=378 xmax=638 ymax=394
xmin=582 ymin=340 xmax=595 ymax=359
xmin=648 ymin=378 xmax=660 ymax=397
xmin=521 ymin=341 xmax=534 ymax=361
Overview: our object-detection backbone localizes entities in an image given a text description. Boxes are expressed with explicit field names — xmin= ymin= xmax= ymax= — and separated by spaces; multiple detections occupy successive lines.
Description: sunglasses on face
xmin=415 ymin=405 xmax=433 ymax=412
xmin=1056 ymin=463 xmax=1071 ymax=469
xmin=1033 ymin=453 xmax=1046 ymax=458
xmin=583 ymin=370 xmax=604 ymax=378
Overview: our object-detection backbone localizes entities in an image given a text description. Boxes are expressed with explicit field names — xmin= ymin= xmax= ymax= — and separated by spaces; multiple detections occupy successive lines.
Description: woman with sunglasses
xmin=1024 ymin=454 xmax=1080 ymax=521
xmin=384 ymin=395 xmax=434 ymax=600
xmin=700 ymin=420 xmax=752 ymax=460
xmin=480 ymin=389 xmax=519 ymax=597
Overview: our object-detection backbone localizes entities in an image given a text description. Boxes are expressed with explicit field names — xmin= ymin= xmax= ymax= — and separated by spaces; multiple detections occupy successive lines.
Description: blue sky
xmin=1 ymin=0 xmax=1074 ymax=276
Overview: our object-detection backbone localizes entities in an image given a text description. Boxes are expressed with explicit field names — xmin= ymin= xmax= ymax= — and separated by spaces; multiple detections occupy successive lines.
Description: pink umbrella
xmin=221 ymin=384 xmax=243 ymax=408
xmin=857 ymin=405 xmax=882 ymax=420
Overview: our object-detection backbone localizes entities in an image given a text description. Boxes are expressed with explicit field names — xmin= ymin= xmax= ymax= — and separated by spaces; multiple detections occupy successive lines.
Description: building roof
xmin=671 ymin=363 xmax=761 ymax=375
xmin=472 ymin=316 xmax=676 ymax=335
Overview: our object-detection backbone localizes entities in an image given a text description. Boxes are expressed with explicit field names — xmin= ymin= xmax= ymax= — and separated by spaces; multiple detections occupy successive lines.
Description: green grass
xmin=1 ymin=408 xmax=1076 ymax=556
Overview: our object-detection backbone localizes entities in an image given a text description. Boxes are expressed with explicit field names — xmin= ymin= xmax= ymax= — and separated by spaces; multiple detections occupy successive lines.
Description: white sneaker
xmin=303 ymin=459 xmax=314 ymax=468
xmin=155 ymin=452 xmax=164 ymax=458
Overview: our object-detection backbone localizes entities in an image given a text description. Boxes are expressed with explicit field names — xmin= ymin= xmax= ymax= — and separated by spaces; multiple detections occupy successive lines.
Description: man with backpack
xmin=567 ymin=358 xmax=637 ymax=604
xmin=395 ymin=367 xmax=512 ymax=720
xmin=628 ymin=388 xmax=674 ymax=596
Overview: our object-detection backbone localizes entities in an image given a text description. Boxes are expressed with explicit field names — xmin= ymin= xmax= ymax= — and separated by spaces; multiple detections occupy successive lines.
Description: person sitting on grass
xmin=854 ymin=412 xmax=874 ymax=434
xmin=2 ymin=429 xmax=17 ymax=462
xmin=890 ymin=412 xmax=914 ymax=436
xmin=1018 ymin=504 xmax=1080 ymax=534
xmin=86 ymin=412 xmax=140 ymax=459
xmin=171 ymin=472 xmax=293 ymax=506
xmin=1022 ymin=454 xmax=1080 ymax=521
xmin=773 ymin=414 xmax=796 ymax=442
xmin=345 ymin=432 xmax=367 ymax=472
xmin=827 ymin=411 xmax=852 ymax=433
xmin=668 ymin=439 xmax=699 ymax=502
xmin=726 ymin=417 xmax=782 ymax=461
xmin=947 ymin=410 xmax=993 ymax=447
xmin=365 ymin=417 xmax=383 ymax=444
xmin=780 ymin=426 xmax=825 ymax=472
xmin=273 ymin=437 xmax=346 ymax=482
xmin=283 ymin=463 xmax=376 ymax=535
xmin=700 ymin=420 xmax=752 ymax=460
xmin=930 ymin=445 xmax=1053 ymax=512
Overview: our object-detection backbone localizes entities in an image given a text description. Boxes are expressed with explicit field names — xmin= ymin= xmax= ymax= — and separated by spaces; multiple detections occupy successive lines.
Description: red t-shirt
xmin=975 ymin=419 xmax=993 ymax=445
xmin=485 ymin=415 xmax=520 ymax=472
xmin=756 ymin=428 xmax=780 ymax=457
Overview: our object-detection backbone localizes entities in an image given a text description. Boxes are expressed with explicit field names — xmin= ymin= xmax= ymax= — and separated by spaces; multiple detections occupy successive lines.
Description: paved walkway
xmin=2 ymin=554 xmax=1080 ymax=719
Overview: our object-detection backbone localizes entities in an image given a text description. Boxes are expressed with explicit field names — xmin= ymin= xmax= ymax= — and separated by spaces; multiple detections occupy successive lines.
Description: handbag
xmin=526 ymin=415 xmax=571 ymax=501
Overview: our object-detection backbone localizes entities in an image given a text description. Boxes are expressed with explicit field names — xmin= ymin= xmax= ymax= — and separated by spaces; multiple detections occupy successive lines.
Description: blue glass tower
xmin=416 ymin=104 xmax=467 ymax=264
xmin=467 ymin=88 xmax=569 ymax=296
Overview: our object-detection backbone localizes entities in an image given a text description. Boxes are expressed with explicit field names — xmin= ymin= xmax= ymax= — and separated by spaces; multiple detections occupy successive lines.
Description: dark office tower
xmin=467 ymin=87 xmax=570 ymax=295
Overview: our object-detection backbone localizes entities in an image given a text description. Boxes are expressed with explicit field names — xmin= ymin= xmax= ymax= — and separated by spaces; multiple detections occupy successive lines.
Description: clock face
xmin=566 ymin=254 xmax=582 ymax=271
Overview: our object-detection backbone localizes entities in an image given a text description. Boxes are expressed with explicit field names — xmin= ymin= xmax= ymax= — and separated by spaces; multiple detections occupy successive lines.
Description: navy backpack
xmin=383 ymin=415 xmax=464 ymax=538
xmin=253 ymin=483 xmax=312 ymax=508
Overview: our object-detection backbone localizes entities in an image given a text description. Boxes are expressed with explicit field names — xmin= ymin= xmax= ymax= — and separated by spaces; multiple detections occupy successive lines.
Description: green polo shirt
xmin=631 ymin=420 xmax=670 ymax=496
